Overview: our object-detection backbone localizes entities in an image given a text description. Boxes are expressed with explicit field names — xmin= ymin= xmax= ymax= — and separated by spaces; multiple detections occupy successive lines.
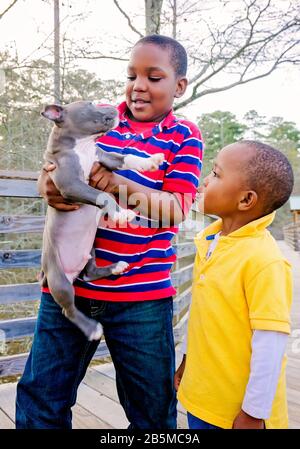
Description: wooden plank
xmin=0 ymin=249 xmax=41 ymax=269
xmin=174 ymin=242 xmax=196 ymax=259
xmin=286 ymin=374 xmax=300 ymax=391
xmin=0 ymin=170 xmax=39 ymax=181
xmin=287 ymin=387 xmax=300 ymax=406
xmin=76 ymin=382 xmax=129 ymax=428
xmin=287 ymin=357 xmax=300 ymax=369
xmin=72 ymin=403 xmax=113 ymax=429
xmin=287 ymin=403 xmax=300 ymax=428
xmin=0 ymin=246 xmax=193 ymax=269
xmin=0 ymin=249 xmax=194 ymax=270
xmin=177 ymin=411 xmax=188 ymax=429
xmin=0 ymin=353 xmax=28 ymax=378
xmin=0 ymin=283 xmax=41 ymax=305
xmin=171 ymin=264 xmax=193 ymax=288
xmin=0 ymin=215 xmax=45 ymax=234
xmin=0 ymin=342 xmax=110 ymax=377
xmin=179 ymin=218 xmax=203 ymax=233
xmin=173 ymin=311 xmax=188 ymax=343
xmin=0 ymin=382 xmax=16 ymax=421
xmin=0 ymin=179 xmax=40 ymax=198
xmin=173 ymin=287 xmax=191 ymax=317
xmin=0 ymin=408 xmax=14 ymax=429
xmin=0 ymin=317 xmax=36 ymax=340
xmin=83 ymin=367 xmax=119 ymax=402
xmin=93 ymin=342 xmax=110 ymax=359
xmin=93 ymin=362 xmax=116 ymax=380
xmin=0 ymin=312 xmax=188 ymax=377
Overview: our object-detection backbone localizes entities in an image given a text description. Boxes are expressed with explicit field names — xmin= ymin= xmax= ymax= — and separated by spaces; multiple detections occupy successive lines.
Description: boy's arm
xmin=111 ymin=173 xmax=187 ymax=226
xmin=90 ymin=165 xmax=186 ymax=225
xmin=39 ymin=161 xmax=191 ymax=224
xmin=237 ymin=259 xmax=292 ymax=429
xmin=99 ymin=123 xmax=203 ymax=226
xmin=233 ymin=329 xmax=288 ymax=429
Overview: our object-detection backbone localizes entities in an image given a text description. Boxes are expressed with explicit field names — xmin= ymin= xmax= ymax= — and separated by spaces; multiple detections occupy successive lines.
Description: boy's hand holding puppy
xmin=38 ymin=161 xmax=117 ymax=211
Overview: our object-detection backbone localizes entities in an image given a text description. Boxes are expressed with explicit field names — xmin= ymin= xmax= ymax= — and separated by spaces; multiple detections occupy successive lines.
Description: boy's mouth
xmin=132 ymin=98 xmax=150 ymax=105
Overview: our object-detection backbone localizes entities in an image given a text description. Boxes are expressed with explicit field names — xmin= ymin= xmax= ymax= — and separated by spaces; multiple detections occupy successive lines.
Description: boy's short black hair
xmin=241 ymin=140 xmax=294 ymax=214
xmin=135 ymin=34 xmax=188 ymax=78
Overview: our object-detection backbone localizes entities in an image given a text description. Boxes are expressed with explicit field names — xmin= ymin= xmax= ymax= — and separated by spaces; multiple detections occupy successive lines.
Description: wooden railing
xmin=0 ymin=170 xmax=208 ymax=378
xmin=283 ymin=222 xmax=300 ymax=252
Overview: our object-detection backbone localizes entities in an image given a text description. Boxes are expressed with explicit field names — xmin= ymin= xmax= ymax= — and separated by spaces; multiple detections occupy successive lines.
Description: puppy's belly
xmin=47 ymin=204 xmax=101 ymax=281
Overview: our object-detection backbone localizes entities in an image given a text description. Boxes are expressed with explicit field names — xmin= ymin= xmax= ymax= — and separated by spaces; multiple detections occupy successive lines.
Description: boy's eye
xmin=127 ymin=76 xmax=136 ymax=81
xmin=149 ymin=77 xmax=161 ymax=82
xmin=211 ymin=169 xmax=218 ymax=177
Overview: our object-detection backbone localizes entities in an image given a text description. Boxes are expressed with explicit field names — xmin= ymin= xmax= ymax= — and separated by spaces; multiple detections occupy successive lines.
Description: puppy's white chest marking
xmin=73 ymin=136 xmax=98 ymax=182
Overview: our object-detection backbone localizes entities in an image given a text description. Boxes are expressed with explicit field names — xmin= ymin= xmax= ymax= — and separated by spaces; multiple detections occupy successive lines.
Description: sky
xmin=1 ymin=0 xmax=300 ymax=128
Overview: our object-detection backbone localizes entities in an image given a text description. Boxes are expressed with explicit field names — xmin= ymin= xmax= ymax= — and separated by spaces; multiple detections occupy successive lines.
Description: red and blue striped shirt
xmin=72 ymin=101 xmax=203 ymax=301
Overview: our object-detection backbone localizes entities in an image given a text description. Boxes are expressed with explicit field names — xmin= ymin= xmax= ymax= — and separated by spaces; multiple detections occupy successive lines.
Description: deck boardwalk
xmin=0 ymin=241 xmax=299 ymax=429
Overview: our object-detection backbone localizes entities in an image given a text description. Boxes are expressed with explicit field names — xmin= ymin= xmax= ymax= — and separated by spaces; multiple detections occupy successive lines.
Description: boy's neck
xmin=220 ymin=212 xmax=266 ymax=236
xmin=125 ymin=107 xmax=169 ymax=123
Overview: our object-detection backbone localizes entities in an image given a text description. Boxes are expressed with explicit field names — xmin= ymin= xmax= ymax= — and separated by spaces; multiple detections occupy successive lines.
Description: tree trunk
xmin=171 ymin=0 xmax=177 ymax=39
xmin=145 ymin=0 xmax=163 ymax=35
xmin=54 ymin=0 xmax=60 ymax=103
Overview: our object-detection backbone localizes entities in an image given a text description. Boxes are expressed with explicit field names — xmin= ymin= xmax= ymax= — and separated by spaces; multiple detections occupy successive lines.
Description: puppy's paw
xmin=122 ymin=154 xmax=164 ymax=172
xmin=112 ymin=261 xmax=129 ymax=275
xmin=88 ymin=323 xmax=103 ymax=341
xmin=146 ymin=153 xmax=165 ymax=171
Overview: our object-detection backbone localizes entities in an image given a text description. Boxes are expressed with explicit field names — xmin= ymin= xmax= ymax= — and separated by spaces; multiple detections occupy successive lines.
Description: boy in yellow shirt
xmin=175 ymin=140 xmax=294 ymax=429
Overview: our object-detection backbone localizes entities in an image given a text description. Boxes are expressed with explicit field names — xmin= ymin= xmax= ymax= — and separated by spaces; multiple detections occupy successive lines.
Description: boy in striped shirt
xmin=16 ymin=35 xmax=203 ymax=429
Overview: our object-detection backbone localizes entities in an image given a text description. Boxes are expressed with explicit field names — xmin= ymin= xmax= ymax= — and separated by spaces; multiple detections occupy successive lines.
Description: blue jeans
xmin=187 ymin=412 xmax=220 ymax=429
xmin=16 ymin=293 xmax=176 ymax=429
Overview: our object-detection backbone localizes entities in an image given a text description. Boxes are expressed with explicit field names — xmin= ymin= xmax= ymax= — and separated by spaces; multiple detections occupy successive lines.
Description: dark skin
xmin=38 ymin=43 xmax=189 ymax=226
xmin=175 ymin=143 xmax=265 ymax=430
xmin=197 ymin=143 xmax=266 ymax=233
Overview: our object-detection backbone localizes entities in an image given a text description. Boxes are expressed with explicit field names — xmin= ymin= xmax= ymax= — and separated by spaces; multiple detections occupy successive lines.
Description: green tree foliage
xmin=198 ymin=111 xmax=246 ymax=177
xmin=264 ymin=117 xmax=300 ymax=234
xmin=243 ymin=110 xmax=268 ymax=140
xmin=0 ymin=52 xmax=124 ymax=171
xmin=197 ymin=109 xmax=300 ymax=236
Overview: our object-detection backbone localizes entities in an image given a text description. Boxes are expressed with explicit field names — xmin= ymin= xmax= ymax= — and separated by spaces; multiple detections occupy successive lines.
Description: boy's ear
xmin=238 ymin=190 xmax=258 ymax=211
xmin=174 ymin=77 xmax=188 ymax=98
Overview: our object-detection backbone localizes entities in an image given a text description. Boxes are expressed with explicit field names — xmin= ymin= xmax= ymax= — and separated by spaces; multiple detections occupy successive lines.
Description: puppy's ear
xmin=41 ymin=105 xmax=65 ymax=123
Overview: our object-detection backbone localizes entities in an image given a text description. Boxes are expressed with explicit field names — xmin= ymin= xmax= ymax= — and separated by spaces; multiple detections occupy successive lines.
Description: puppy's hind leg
xmin=80 ymin=248 xmax=129 ymax=282
xmin=45 ymin=246 xmax=103 ymax=340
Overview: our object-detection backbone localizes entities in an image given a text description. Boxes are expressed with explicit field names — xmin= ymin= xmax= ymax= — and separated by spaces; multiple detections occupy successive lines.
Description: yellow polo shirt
xmin=177 ymin=212 xmax=292 ymax=429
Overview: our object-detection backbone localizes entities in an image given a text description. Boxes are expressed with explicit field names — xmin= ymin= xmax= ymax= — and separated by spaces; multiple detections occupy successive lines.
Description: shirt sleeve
xmin=162 ymin=123 xmax=203 ymax=214
xmin=245 ymin=260 xmax=292 ymax=334
xmin=242 ymin=329 xmax=288 ymax=419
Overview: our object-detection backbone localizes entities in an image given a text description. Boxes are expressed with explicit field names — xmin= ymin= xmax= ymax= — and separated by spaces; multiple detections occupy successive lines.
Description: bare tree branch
xmin=75 ymin=50 xmax=129 ymax=62
xmin=113 ymin=0 xmax=143 ymax=38
xmin=0 ymin=0 xmax=18 ymax=20
xmin=175 ymin=38 xmax=300 ymax=110
xmin=172 ymin=0 xmax=300 ymax=110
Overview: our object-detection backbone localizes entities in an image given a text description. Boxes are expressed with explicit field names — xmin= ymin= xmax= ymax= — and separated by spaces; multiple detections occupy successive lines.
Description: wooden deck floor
xmin=0 ymin=241 xmax=299 ymax=429
xmin=0 ymin=349 xmax=188 ymax=429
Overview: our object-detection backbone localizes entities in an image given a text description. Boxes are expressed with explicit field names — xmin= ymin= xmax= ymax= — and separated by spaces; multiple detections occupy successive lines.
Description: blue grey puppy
xmin=41 ymin=101 xmax=164 ymax=340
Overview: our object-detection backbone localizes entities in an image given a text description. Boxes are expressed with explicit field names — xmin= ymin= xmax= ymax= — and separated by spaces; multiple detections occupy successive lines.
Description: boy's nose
xmin=133 ymin=76 xmax=147 ymax=91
